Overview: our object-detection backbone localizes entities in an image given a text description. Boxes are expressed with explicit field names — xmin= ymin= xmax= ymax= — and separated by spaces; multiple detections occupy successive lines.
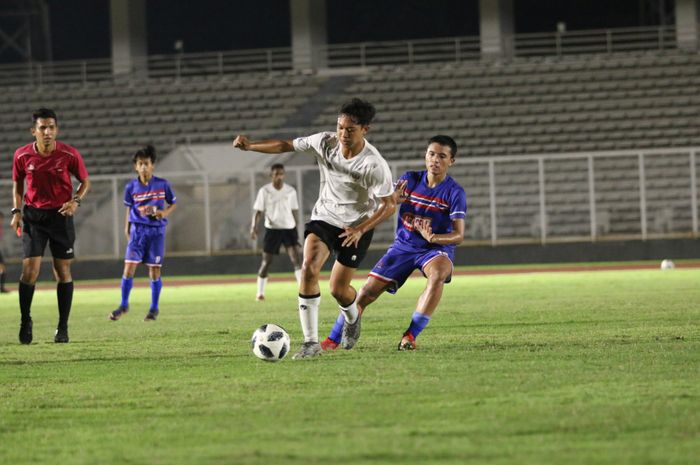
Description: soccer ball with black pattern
xmin=251 ymin=324 xmax=291 ymax=362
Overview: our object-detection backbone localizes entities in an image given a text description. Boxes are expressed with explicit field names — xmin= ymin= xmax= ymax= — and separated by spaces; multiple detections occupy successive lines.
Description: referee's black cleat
xmin=19 ymin=319 xmax=33 ymax=344
xmin=54 ymin=327 xmax=69 ymax=343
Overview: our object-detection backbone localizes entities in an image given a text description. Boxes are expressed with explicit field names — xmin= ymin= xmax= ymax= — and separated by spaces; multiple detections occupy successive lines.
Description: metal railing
xmin=0 ymin=25 xmax=686 ymax=88
xmin=510 ymin=25 xmax=677 ymax=57
xmin=1 ymin=146 xmax=697 ymax=260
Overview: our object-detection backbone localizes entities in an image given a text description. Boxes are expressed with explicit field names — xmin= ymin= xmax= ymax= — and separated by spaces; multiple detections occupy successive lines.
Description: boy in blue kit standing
xmin=322 ymin=135 xmax=466 ymax=351
xmin=109 ymin=145 xmax=177 ymax=321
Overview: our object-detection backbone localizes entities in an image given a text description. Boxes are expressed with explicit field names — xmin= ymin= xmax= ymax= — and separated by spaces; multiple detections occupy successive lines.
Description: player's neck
xmin=139 ymin=174 xmax=153 ymax=185
xmin=273 ymin=181 xmax=284 ymax=190
xmin=35 ymin=141 xmax=56 ymax=155
xmin=341 ymin=140 xmax=365 ymax=159
xmin=426 ymin=172 xmax=446 ymax=188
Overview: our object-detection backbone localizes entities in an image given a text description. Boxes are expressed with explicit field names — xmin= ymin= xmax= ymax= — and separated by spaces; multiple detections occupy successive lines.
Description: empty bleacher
xmin=0 ymin=72 xmax=325 ymax=176
xmin=1 ymin=49 xmax=698 ymax=249
xmin=312 ymin=51 xmax=700 ymax=158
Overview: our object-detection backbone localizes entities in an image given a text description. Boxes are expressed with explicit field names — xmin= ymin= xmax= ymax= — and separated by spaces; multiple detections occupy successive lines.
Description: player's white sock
xmin=256 ymin=276 xmax=267 ymax=297
xmin=340 ymin=297 xmax=358 ymax=324
xmin=298 ymin=294 xmax=320 ymax=343
xmin=294 ymin=268 xmax=302 ymax=285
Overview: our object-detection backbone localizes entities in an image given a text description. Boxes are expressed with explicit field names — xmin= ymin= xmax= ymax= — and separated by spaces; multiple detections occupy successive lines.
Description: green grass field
xmin=1 ymin=265 xmax=698 ymax=465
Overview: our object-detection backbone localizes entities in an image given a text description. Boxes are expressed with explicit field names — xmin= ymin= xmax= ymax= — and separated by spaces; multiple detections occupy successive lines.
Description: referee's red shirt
xmin=12 ymin=141 xmax=89 ymax=209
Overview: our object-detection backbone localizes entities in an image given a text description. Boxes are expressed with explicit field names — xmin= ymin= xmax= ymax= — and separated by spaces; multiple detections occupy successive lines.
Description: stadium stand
xmin=315 ymin=51 xmax=700 ymax=158
xmin=1 ymin=48 xmax=698 ymax=254
xmin=0 ymin=72 xmax=324 ymax=176
xmin=2 ymin=50 xmax=699 ymax=175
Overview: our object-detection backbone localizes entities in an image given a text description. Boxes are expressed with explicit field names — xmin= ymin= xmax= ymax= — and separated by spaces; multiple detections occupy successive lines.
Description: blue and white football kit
xmin=124 ymin=176 xmax=177 ymax=267
xmin=325 ymin=170 xmax=467 ymax=346
xmin=369 ymin=170 xmax=467 ymax=293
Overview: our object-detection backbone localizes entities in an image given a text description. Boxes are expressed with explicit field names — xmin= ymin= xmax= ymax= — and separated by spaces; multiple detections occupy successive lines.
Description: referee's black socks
xmin=57 ymin=282 xmax=74 ymax=330
xmin=19 ymin=281 xmax=35 ymax=322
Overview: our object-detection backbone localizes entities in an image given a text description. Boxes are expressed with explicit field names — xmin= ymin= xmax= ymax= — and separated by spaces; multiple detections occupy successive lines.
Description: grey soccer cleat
xmin=292 ymin=341 xmax=322 ymax=360
xmin=341 ymin=312 xmax=362 ymax=350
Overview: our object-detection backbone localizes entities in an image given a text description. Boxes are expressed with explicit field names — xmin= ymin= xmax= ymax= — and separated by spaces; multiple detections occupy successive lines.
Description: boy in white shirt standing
xmin=250 ymin=163 xmax=302 ymax=301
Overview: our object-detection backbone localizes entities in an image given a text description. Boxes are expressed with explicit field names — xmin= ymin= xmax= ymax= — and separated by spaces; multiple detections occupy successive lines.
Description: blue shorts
xmin=125 ymin=223 xmax=166 ymax=267
xmin=368 ymin=246 xmax=454 ymax=294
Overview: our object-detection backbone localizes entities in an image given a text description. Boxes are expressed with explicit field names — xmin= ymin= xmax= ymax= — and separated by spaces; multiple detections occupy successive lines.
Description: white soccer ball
xmin=251 ymin=323 xmax=291 ymax=362
xmin=660 ymin=259 xmax=675 ymax=270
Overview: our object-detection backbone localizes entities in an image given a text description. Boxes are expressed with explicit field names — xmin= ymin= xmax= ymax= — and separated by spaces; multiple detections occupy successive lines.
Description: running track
xmin=68 ymin=261 xmax=700 ymax=290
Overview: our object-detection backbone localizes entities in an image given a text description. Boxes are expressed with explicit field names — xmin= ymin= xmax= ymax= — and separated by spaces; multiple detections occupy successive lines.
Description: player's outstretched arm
xmin=233 ymin=135 xmax=294 ymax=154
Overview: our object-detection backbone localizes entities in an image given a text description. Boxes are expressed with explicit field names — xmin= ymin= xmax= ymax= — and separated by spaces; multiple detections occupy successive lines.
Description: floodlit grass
xmin=0 ymin=267 xmax=698 ymax=465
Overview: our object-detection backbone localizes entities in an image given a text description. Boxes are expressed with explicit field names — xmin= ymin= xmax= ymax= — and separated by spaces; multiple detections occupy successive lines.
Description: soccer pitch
xmin=0 ymin=265 xmax=698 ymax=465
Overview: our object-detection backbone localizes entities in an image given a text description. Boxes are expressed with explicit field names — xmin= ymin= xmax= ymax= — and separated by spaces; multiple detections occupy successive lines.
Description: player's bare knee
xmin=258 ymin=262 xmax=271 ymax=276
xmin=20 ymin=270 xmax=39 ymax=284
xmin=148 ymin=266 xmax=161 ymax=280
xmin=300 ymin=262 xmax=320 ymax=282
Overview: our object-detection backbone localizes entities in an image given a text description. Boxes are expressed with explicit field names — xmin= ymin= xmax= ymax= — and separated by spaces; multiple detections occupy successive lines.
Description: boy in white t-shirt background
xmin=250 ymin=163 xmax=302 ymax=301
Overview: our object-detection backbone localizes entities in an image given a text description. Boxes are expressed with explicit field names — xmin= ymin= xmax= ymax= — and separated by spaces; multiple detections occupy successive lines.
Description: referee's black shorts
xmin=262 ymin=227 xmax=300 ymax=254
xmin=22 ymin=206 xmax=76 ymax=260
xmin=304 ymin=220 xmax=374 ymax=269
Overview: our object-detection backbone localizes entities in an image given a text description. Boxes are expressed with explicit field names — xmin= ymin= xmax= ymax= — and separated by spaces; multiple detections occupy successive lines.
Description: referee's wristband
xmin=11 ymin=208 xmax=21 ymax=215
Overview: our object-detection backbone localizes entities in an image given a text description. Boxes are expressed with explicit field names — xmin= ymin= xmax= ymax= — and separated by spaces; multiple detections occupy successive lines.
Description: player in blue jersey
xmin=109 ymin=145 xmax=177 ymax=322
xmin=321 ymin=135 xmax=466 ymax=351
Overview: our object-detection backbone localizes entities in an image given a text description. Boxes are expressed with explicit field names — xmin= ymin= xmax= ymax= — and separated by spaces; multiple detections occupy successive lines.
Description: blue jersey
xmin=393 ymin=171 xmax=467 ymax=254
xmin=124 ymin=175 xmax=177 ymax=227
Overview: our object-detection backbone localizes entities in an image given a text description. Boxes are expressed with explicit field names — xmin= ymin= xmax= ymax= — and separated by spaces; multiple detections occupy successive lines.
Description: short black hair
xmin=338 ymin=98 xmax=376 ymax=126
xmin=270 ymin=163 xmax=285 ymax=172
xmin=428 ymin=135 xmax=458 ymax=158
xmin=132 ymin=145 xmax=157 ymax=164
xmin=32 ymin=108 xmax=58 ymax=126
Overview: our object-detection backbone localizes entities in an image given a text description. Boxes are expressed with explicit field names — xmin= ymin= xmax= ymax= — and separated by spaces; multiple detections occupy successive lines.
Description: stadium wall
xmin=3 ymin=238 xmax=698 ymax=282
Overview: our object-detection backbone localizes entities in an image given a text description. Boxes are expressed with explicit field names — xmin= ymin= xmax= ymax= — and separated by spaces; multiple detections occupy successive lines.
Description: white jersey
xmin=293 ymin=132 xmax=393 ymax=228
xmin=253 ymin=182 xmax=299 ymax=229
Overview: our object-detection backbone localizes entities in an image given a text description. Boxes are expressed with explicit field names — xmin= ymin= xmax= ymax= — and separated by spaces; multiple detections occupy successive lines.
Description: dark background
xmin=0 ymin=0 xmax=673 ymax=63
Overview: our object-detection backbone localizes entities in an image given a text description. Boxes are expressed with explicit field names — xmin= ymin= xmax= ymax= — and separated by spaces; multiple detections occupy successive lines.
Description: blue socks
xmin=120 ymin=276 xmax=133 ymax=309
xmin=150 ymin=278 xmax=162 ymax=312
xmin=407 ymin=311 xmax=431 ymax=339
xmin=328 ymin=312 xmax=345 ymax=344
xmin=328 ymin=310 xmax=431 ymax=343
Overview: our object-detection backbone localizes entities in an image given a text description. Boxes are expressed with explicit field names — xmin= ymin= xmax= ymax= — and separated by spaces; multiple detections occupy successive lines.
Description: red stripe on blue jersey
xmin=132 ymin=190 xmax=166 ymax=203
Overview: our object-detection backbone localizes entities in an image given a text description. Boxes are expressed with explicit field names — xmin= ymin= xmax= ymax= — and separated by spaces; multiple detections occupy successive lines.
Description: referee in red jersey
xmin=10 ymin=108 xmax=91 ymax=344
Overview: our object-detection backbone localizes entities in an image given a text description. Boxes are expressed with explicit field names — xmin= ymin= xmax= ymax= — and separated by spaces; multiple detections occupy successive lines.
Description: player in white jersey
xmin=250 ymin=163 xmax=302 ymax=301
xmin=233 ymin=98 xmax=396 ymax=359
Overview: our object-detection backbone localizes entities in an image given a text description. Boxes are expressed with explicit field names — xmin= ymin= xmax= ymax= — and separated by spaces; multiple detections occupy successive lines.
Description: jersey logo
xmin=401 ymin=213 xmax=432 ymax=232
xmin=28 ymin=163 xmax=35 ymax=171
